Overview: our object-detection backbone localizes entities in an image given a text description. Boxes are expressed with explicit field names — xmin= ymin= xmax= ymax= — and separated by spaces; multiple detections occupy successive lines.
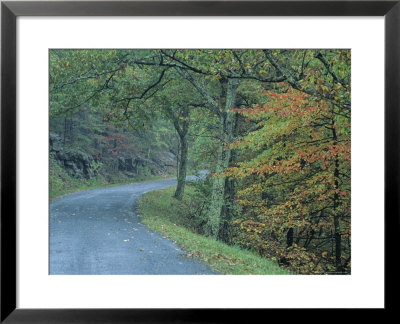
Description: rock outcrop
xmin=50 ymin=132 xmax=94 ymax=179
xmin=118 ymin=151 xmax=176 ymax=176
xmin=50 ymin=132 xmax=177 ymax=179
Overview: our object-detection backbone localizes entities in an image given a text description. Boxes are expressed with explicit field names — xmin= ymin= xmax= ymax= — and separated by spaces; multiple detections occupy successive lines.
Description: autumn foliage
xmin=226 ymin=86 xmax=351 ymax=274
xmin=50 ymin=49 xmax=351 ymax=275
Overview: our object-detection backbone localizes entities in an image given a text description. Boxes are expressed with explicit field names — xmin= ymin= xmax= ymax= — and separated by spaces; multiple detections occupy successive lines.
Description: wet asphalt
xmin=49 ymin=176 xmax=216 ymax=275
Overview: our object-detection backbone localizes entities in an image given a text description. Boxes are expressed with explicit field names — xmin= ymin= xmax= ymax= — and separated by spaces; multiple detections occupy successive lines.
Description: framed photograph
xmin=1 ymin=0 xmax=397 ymax=321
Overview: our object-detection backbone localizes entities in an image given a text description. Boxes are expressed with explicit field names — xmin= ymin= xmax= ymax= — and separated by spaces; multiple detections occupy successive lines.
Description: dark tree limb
xmin=314 ymin=51 xmax=349 ymax=86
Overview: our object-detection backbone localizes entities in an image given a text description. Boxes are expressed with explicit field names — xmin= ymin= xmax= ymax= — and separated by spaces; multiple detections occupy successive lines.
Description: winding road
xmin=49 ymin=176 xmax=215 ymax=275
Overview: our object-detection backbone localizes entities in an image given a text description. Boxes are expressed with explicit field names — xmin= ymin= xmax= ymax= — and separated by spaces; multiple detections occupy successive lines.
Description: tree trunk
xmin=204 ymin=78 xmax=239 ymax=239
xmin=333 ymin=156 xmax=342 ymax=272
xmin=64 ymin=117 xmax=67 ymax=145
xmin=332 ymin=116 xmax=342 ymax=273
xmin=173 ymin=106 xmax=190 ymax=201
xmin=219 ymin=113 xmax=240 ymax=243
xmin=287 ymin=228 xmax=294 ymax=247
xmin=174 ymin=133 xmax=188 ymax=201
xmin=176 ymin=136 xmax=180 ymax=179
xmin=69 ymin=117 xmax=74 ymax=144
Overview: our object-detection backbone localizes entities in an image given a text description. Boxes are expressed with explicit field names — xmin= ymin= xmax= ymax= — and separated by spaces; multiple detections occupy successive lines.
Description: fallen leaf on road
xmin=186 ymin=251 xmax=202 ymax=258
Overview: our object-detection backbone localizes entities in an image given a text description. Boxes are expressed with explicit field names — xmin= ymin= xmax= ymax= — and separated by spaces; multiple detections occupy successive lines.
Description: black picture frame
xmin=1 ymin=0 xmax=398 ymax=322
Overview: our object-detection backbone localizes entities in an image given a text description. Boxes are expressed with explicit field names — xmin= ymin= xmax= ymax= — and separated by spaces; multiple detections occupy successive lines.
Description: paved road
xmin=50 ymin=176 xmax=215 ymax=275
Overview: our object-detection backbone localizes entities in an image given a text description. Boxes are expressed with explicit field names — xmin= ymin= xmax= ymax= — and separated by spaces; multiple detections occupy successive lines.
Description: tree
xmin=150 ymin=73 xmax=205 ymax=200
xmin=49 ymin=49 xmax=351 ymax=274
xmin=224 ymin=49 xmax=351 ymax=273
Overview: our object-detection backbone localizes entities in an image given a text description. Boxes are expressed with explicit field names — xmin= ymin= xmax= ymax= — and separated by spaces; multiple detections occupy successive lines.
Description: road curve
xmin=50 ymin=177 xmax=215 ymax=275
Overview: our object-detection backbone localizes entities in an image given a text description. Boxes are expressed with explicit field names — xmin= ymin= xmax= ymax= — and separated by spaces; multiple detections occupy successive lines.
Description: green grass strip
xmin=138 ymin=186 xmax=290 ymax=275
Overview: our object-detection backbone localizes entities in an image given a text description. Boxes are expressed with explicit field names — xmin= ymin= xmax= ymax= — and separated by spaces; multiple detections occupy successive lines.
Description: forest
xmin=50 ymin=49 xmax=351 ymax=274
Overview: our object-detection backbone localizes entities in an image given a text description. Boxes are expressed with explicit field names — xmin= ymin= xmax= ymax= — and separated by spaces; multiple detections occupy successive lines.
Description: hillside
xmin=49 ymin=106 xmax=178 ymax=197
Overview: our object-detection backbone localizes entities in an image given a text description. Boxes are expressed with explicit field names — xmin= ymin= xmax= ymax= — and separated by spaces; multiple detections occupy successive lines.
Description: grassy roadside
xmin=138 ymin=186 xmax=290 ymax=275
